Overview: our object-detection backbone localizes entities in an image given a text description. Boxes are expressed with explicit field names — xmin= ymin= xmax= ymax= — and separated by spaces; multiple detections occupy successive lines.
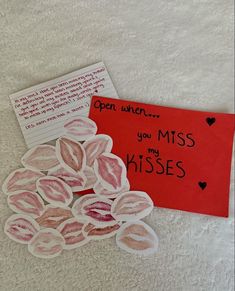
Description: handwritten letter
xmin=10 ymin=62 xmax=118 ymax=148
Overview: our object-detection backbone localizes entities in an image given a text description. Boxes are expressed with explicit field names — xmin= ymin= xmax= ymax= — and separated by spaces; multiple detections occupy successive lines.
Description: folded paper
xmin=89 ymin=96 xmax=235 ymax=217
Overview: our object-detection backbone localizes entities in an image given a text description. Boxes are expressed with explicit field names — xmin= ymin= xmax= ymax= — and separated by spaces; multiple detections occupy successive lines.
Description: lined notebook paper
xmin=9 ymin=62 xmax=118 ymax=148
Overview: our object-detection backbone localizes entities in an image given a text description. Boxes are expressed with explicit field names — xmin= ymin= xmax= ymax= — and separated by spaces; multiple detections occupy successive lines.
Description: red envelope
xmin=89 ymin=96 xmax=235 ymax=217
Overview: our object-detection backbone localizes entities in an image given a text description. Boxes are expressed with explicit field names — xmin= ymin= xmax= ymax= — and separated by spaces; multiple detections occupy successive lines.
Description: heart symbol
xmin=206 ymin=117 xmax=216 ymax=126
xmin=198 ymin=181 xmax=207 ymax=190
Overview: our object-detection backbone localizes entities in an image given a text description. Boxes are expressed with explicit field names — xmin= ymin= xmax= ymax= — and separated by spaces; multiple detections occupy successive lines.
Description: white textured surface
xmin=0 ymin=1 xmax=234 ymax=290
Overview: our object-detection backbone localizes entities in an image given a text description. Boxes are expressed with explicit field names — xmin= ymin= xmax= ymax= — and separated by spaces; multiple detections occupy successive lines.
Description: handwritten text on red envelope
xmin=89 ymin=96 xmax=235 ymax=217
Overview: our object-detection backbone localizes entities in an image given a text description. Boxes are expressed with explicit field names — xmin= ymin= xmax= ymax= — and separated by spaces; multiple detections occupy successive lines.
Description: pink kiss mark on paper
xmin=28 ymin=228 xmax=65 ymax=259
xmin=57 ymin=217 xmax=89 ymax=249
xmin=2 ymin=168 xmax=44 ymax=194
xmin=21 ymin=145 xmax=59 ymax=171
xmin=81 ymin=197 xmax=116 ymax=226
xmin=93 ymin=153 xmax=127 ymax=192
xmin=4 ymin=214 xmax=40 ymax=244
xmin=35 ymin=205 xmax=73 ymax=229
xmin=48 ymin=165 xmax=87 ymax=192
xmin=7 ymin=190 xmax=45 ymax=218
xmin=36 ymin=176 xmax=73 ymax=206
xmin=64 ymin=117 xmax=97 ymax=141
xmin=83 ymin=134 xmax=113 ymax=166
xmin=116 ymin=221 xmax=158 ymax=256
xmin=56 ymin=136 xmax=86 ymax=173
xmin=111 ymin=191 xmax=153 ymax=222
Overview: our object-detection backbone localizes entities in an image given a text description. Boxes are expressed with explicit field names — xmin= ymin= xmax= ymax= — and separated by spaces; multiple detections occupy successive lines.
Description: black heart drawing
xmin=94 ymin=90 xmax=98 ymax=93
xmin=206 ymin=117 xmax=216 ymax=126
xmin=198 ymin=181 xmax=207 ymax=190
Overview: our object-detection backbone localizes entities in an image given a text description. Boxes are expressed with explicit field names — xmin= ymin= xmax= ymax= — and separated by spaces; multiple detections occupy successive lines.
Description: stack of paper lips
xmin=2 ymin=117 xmax=158 ymax=259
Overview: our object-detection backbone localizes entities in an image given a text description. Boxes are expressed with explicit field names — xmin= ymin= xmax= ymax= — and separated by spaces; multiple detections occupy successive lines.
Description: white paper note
xmin=9 ymin=62 xmax=118 ymax=148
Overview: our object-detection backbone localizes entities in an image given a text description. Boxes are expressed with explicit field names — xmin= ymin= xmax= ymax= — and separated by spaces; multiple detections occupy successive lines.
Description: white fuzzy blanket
xmin=0 ymin=1 xmax=234 ymax=290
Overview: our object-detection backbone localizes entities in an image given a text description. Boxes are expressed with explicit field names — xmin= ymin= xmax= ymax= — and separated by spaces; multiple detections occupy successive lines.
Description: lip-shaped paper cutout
xmin=36 ymin=205 xmax=73 ymax=229
xmin=93 ymin=179 xmax=130 ymax=199
xmin=116 ymin=221 xmax=159 ymax=256
xmin=48 ymin=165 xmax=87 ymax=192
xmin=21 ymin=145 xmax=59 ymax=171
xmin=56 ymin=136 xmax=86 ymax=174
xmin=2 ymin=168 xmax=45 ymax=194
xmin=81 ymin=197 xmax=116 ymax=226
xmin=4 ymin=214 xmax=40 ymax=244
xmin=111 ymin=191 xmax=154 ymax=221
xmin=28 ymin=228 xmax=65 ymax=259
xmin=64 ymin=117 xmax=97 ymax=141
xmin=83 ymin=222 xmax=121 ymax=240
xmin=83 ymin=134 xmax=113 ymax=166
xmin=57 ymin=217 xmax=89 ymax=249
xmin=72 ymin=194 xmax=98 ymax=219
xmin=36 ymin=176 xmax=73 ymax=206
xmin=93 ymin=153 xmax=127 ymax=192
xmin=7 ymin=190 xmax=45 ymax=218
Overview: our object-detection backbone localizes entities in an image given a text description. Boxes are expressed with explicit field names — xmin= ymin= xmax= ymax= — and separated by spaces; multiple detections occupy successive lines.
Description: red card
xmin=89 ymin=96 xmax=235 ymax=217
